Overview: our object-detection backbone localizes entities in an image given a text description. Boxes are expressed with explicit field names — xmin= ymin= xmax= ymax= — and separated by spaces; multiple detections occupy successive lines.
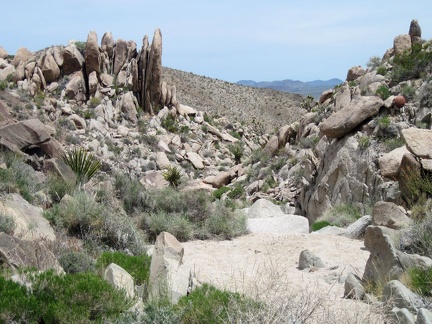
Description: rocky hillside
xmin=1 ymin=18 xmax=432 ymax=322
xmin=163 ymin=67 xmax=304 ymax=133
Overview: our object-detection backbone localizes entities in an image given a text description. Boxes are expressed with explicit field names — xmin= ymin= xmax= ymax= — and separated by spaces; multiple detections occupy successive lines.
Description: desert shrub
xmin=213 ymin=186 xmax=231 ymax=200
xmin=227 ymin=183 xmax=245 ymax=200
xmin=358 ymin=135 xmax=371 ymax=150
xmin=161 ymin=114 xmax=178 ymax=133
xmin=114 ymin=172 xmax=150 ymax=214
xmin=367 ymin=56 xmax=382 ymax=69
xmin=63 ymin=147 xmax=101 ymax=185
xmin=89 ymin=96 xmax=101 ymax=108
xmin=177 ymin=283 xmax=261 ymax=324
xmin=319 ymin=204 xmax=362 ymax=228
xmin=49 ymin=191 xmax=146 ymax=254
xmin=376 ymin=66 xmax=387 ymax=76
xmin=228 ymin=142 xmax=244 ymax=164
xmin=58 ymin=251 xmax=95 ymax=274
xmin=400 ymin=166 xmax=432 ymax=206
xmin=204 ymin=202 xmax=248 ymax=239
xmin=140 ymin=189 xmax=247 ymax=241
xmin=383 ymin=137 xmax=405 ymax=152
xmin=46 ymin=174 xmax=74 ymax=203
xmin=375 ymin=85 xmax=390 ymax=100
xmin=0 ymin=212 xmax=16 ymax=235
xmin=311 ymin=220 xmax=332 ymax=232
xmin=401 ymin=84 xmax=416 ymax=101
xmin=0 ymin=270 xmax=132 ymax=323
xmin=0 ymin=80 xmax=7 ymax=91
xmin=0 ymin=151 xmax=39 ymax=203
xmin=400 ymin=200 xmax=432 ymax=258
xmin=140 ymin=301 xmax=180 ymax=323
xmin=378 ymin=115 xmax=390 ymax=129
xmin=96 ymin=251 xmax=151 ymax=285
xmin=407 ymin=267 xmax=432 ymax=296
xmin=141 ymin=212 xmax=194 ymax=242
xmin=391 ymin=43 xmax=432 ymax=84
xmin=163 ymin=165 xmax=182 ymax=188
xmin=299 ymin=136 xmax=320 ymax=149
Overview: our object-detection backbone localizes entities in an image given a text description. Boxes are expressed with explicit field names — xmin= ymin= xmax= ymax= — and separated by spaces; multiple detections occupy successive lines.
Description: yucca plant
xmin=163 ymin=166 xmax=182 ymax=188
xmin=63 ymin=147 xmax=101 ymax=185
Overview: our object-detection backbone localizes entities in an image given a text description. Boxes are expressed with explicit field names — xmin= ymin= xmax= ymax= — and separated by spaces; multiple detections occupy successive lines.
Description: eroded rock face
xmin=320 ymin=96 xmax=383 ymax=139
xmin=85 ymin=31 xmax=101 ymax=77
xmin=0 ymin=232 xmax=63 ymax=274
xmin=0 ymin=194 xmax=56 ymax=241
xmin=65 ymin=71 xmax=86 ymax=102
xmin=148 ymin=232 xmax=193 ymax=304
xmin=346 ymin=66 xmax=365 ymax=81
xmin=144 ymin=28 xmax=163 ymax=115
xmin=393 ymin=34 xmax=412 ymax=56
xmin=0 ymin=119 xmax=64 ymax=158
xmin=372 ymin=201 xmax=411 ymax=229
xmin=363 ymin=226 xmax=432 ymax=284
xmin=11 ymin=47 xmax=32 ymax=67
xmin=101 ymin=31 xmax=115 ymax=59
xmin=402 ymin=128 xmax=432 ymax=159
xmin=40 ymin=52 xmax=60 ymax=83
xmin=299 ymin=136 xmax=383 ymax=223
xmin=113 ymin=39 xmax=128 ymax=76
xmin=62 ymin=45 xmax=84 ymax=75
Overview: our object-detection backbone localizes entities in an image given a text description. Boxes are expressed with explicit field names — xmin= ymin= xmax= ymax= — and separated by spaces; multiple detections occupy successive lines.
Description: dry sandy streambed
xmin=182 ymin=232 xmax=386 ymax=323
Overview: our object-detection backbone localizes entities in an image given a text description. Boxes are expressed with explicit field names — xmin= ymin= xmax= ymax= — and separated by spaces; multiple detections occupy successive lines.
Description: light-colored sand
xmin=182 ymin=232 xmax=385 ymax=323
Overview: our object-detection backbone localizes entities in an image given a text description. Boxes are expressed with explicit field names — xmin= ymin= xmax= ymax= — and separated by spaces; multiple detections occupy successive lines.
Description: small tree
xmin=228 ymin=142 xmax=244 ymax=164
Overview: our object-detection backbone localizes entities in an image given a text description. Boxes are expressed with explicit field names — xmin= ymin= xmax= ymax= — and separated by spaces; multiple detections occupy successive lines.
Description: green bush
xmin=319 ymin=204 xmax=362 ymax=228
xmin=0 ymin=151 xmax=39 ymax=203
xmin=114 ymin=172 xmax=150 ymax=214
xmin=228 ymin=142 xmax=244 ymax=164
xmin=311 ymin=220 xmax=332 ymax=232
xmin=383 ymin=138 xmax=405 ymax=152
xmin=391 ymin=43 xmax=432 ymax=84
xmin=367 ymin=56 xmax=382 ymax=69
xmin=227 ymin=183 xmax=245 ymax=200
xmin=408 ymin=267 xmax=432 ymax=296
xmin=163 ymin=165 xmax=182 ymax=188
xmin=63 ymin=147 xmax=101 ymax=185
xmin=58 ymin=251 xmax=96 ymax=274
xmin=140 ymin=188 xmax=247 ymax=241
xmin=299 ymin=136 xmax=320 ymax=149
xmin=89 ymin=96 xmax=101 ymax=108
xmin=213 ymin=186 xmax=231 ymax=200
xmin=401 ymin=85 xmax=416 ymax=101
xmin=141 ymin=212 xmax=194 ymax=242
xmin=48 ymin=191 xmax=146 ymax=254
xmin=0 ymin=270 xmax=132 ymax=323
xmin=358 ymin=135 xmax=371 ymax=151
xmin=378 ymin=115 xmax=390 ymax=129
xmin=0 ymin=212 xmax=16 ymax=235
xmin=177 ymin=283 xmax=261 ymax=324
xmin=96 ymin=251 xmax=151 ymax=285
xmin=0 ymin=80 xmax=7 ymax=91
xmin=204 ymin=202 xmax=248 ymax=239
xmin=161 ymin=114 xmax=179 ymax=133
xmin=375 ymin=85 xmax=390 ymax=100
xmin=46 ymin=174 xmax=74 ymax=203
xmin=376 ymin=66 xmax=387 ymax=76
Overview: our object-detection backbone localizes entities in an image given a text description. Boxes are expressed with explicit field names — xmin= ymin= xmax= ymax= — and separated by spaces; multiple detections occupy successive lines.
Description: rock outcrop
xmin=148 ymin=232 xmax=193 ymax=304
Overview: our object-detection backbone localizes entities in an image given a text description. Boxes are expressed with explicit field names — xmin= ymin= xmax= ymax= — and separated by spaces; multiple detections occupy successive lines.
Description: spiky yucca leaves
xmin=63 ymin=147 xmax=101 ymax=185
xmin=163 ymin=166 xmax=182 ymax=188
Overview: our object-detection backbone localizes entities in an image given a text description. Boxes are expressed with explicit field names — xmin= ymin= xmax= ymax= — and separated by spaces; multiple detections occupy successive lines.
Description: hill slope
xmin=236 ymin=78 xmax=343 ymax=98
xmin=163 ymin=67 xmax=305 ymax=133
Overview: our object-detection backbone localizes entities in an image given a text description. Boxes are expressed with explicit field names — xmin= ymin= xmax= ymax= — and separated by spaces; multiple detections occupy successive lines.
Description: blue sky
xmin=1 ymin=1 xmax=431 ymax=83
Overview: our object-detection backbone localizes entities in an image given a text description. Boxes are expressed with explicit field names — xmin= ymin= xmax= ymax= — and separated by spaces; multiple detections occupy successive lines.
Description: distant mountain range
xmin=236 ymin=78 xmax=343 ymax=99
